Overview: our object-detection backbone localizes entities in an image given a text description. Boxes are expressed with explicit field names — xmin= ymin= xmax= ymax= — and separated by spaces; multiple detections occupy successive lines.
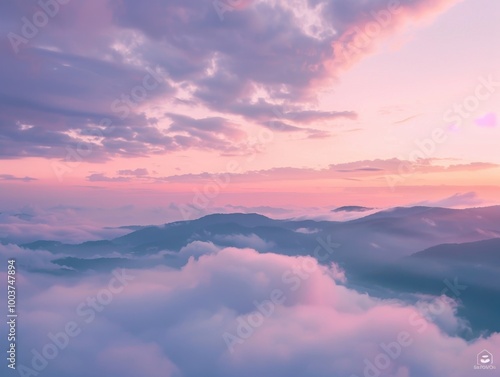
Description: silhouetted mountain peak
xmin=332 ymin=206 xmax=374 ymax=213
xmin=411 ymin=237 xmax=500 ymax=263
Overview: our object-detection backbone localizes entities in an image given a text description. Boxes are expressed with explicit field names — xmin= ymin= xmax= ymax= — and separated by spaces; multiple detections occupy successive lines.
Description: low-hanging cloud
xmin=5 ymin=243 xmax=499 ymax=377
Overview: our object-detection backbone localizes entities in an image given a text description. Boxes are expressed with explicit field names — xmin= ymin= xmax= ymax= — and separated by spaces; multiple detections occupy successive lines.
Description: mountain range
xmin=18 ymin=205 xmax=500 ymax=335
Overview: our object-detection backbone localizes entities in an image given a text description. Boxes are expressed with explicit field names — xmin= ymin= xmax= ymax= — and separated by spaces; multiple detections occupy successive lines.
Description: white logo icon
xmin=478 ymin=350 xmax=493 ymax=365
xmin=474 ymin=350 xmax=496 ymax=370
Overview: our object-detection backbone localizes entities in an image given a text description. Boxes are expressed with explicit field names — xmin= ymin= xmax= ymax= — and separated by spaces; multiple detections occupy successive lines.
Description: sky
xmin=2 ymin=3 xmax=500 ymax=375
xmin=1 ymin=0 xmax=500 ymax=226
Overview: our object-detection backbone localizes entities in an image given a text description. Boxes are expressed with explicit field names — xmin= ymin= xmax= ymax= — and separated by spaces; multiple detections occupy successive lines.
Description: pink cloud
xmin=10 ymin=244 xmax=500 ymax=377
xmin=475 ymin=113 xmax=498 ymax=128
xmin=331 ymin=0 xmax=462 ymax=71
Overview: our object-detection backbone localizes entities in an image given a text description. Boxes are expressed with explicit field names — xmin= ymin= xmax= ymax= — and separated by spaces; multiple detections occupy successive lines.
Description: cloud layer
xmin=0 ymin=0 xmax=462 ymax=160
xmin=2 ymin=242 xmax=499 ymax=377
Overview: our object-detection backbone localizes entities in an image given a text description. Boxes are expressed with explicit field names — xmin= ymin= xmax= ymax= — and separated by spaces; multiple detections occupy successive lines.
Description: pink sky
xmin=1 ymin=0 xmax=499 ymax=224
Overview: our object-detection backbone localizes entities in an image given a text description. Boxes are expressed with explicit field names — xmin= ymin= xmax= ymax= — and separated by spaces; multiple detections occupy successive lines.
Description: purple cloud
xmin=0 ymin=174 xmax=37 ymax=182
xmin=0 ymin=0 xmax=459 ymax=160
xmin=4 ymin=244 xmax=499 ymax=377
xmin=475 ymin=113 xmax=497 ymax=128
